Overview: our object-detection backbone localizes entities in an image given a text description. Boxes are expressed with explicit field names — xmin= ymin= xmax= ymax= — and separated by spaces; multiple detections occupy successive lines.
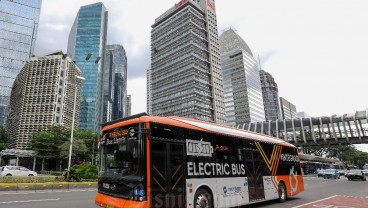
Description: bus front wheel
xmin=278 ymin=182 xmax=287 ymax=203
xmin=194 ymin=188 xmax=213 ymax=208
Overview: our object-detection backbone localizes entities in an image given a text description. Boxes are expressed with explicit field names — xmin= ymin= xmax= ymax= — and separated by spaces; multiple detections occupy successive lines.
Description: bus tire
xmin=194 ymin=188 xmax=213 ymax=208
xmin=278 ymin=182 xmax=287 ymax=203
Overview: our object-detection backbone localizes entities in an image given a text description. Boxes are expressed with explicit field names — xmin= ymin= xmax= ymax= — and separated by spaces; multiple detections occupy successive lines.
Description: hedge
xmin=0 ymin=176 xmax=64 ymax=183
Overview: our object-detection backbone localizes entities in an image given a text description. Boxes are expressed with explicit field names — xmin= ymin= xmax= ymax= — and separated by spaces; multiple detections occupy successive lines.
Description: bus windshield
xmin=98 ymin=125 xmax=145 ymax=199
xmin=100 ymin=142 xmax=142 ymax=178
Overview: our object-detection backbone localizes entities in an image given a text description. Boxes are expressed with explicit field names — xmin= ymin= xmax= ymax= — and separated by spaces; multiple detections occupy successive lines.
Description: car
xmin=0 ymin=166 xmax=38 ymax=176
xmin=317 ymin=169 xmax=326 ymax=177
xmin=347 ymin=169 xmax=366 ymax=181
xmin=337 ymin=169 xmax=346 ymax=176
xmin=323 ymin=169 xmax=340 ymax=179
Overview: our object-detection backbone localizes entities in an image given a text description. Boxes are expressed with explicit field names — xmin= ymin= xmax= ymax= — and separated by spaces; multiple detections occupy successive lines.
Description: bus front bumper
xmin=95 ymin=192 xmax=148 ymax=208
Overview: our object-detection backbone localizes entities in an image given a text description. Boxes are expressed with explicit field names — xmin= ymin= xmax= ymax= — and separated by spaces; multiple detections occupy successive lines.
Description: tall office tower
xmin=260 ymin=69 xmax=281 ymax=121
xmin=280 ymin=97 xmax=297 ymax=119
xmin=126 ymin=95 xmax=131 ymax=116
xmin=67 ymin=3 xmax=108 ymax=131
xmin=146 ymin=68 xmax=152 ymax=114
xmin=219 ymin=28 xmax=265 ymax=126
xmin=102 ymin=44 xmax=128 ymax=123
xmin=6 ymin=52 xmax=82 ymax=149
xmin=0 ymin=0 xmax=42 ymax=126
xmin=150 ymin=0 xmax=226 ymax=123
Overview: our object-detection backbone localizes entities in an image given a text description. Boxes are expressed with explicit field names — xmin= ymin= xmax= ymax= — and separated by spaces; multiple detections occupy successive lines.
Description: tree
xmin=59 ymin=136 xmax=88 ymax=162
xmin=74 ymin=129 xmax=99 ymax=164
xmin=31 ymin=125 xmax=70 ymax=169
xmin=31 ymin=125 xmax=100 ymax=170
xmin=303 ymin=144 xmax=368 ymax=169
xmin=0 ymin=126 xmax=9 ymax=151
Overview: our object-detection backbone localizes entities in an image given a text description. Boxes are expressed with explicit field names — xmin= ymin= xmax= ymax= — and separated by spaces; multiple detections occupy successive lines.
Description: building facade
xmin=260 ymin=70 xmax=280 ymax=121
xmin=297 ymin=111 xmax=311 ymax=118
xmin=102 ymin=44 xmax=128 ymax=123
xmin=146 ymin=68 xmax=152 ymax=114
xmin=0 ymin=0 xmax=42 ymax=126
xmin=6 ymin=52 xmax=82 ymax=149
xmin=219 ymin=28 xmax=265 ymax=126
xmin=150 ymin=0 xmax=226 ymax=123
xmin=67 ymin=2 xmax=107 ymax=131
xmin=280 ymin=97 xmax=297 ymax=119
xmin=126 ymin=95 xmax=131 ymax=116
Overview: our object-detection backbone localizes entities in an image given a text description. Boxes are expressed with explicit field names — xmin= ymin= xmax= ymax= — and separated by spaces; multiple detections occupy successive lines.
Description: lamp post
xmin=67 ymin=53 xmax=101 ymax=179
xmin=66 ymin=53 xmax=90 ymax=180
xmin=67 ymin=75 xmax=85 ymax=180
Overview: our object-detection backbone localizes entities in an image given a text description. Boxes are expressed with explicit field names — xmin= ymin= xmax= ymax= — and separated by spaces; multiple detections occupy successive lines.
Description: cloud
xmin=34 ymin=0 xmax=368 ymax=119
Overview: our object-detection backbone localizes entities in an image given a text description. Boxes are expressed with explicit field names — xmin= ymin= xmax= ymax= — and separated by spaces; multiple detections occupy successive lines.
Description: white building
xmin=219 ymin=28 xmax=265 ymax=126
xmin=6 ymin=51 xmax=82 ymax=149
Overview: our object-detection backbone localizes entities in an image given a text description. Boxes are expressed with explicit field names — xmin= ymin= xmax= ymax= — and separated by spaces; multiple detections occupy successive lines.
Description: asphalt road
xmin=0 ymin=177 xmax=366 ymax=208
xmin=0 ymin=189 xmax=97 ymax=208
xmin=246 ymin=176 xmax=368 ymax=208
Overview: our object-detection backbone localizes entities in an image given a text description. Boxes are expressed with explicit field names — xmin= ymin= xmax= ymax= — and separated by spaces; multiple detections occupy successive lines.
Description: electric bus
xmin=95 ymin=113 xmax=304 ymax=208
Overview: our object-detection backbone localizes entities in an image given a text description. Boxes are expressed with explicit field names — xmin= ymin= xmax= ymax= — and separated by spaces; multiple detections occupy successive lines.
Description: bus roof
xmin=102 ymin=114 xmax=296 ymax=148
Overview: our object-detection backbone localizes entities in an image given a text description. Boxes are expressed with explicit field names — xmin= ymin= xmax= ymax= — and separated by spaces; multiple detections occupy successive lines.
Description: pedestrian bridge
xmin=236 ymin=109 xmax=368 ymax=146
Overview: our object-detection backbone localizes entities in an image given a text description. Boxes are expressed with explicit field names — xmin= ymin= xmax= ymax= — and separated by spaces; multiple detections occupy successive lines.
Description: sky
xmin=34 ymin=0 xmax=368 ymax=152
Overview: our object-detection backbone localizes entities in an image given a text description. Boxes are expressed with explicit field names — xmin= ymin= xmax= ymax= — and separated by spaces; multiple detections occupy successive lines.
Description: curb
xmin=0 ymin=182 xmax=97 ymax=191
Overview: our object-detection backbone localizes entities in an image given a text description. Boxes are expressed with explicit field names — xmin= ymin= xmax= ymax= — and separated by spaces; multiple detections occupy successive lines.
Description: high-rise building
xmin=6 ymin=51 xmax=82 ymax=149
xmin=219 ymin=28 xmax=265 ymax=126
xmin=146 ymin=68 xmax=152 ymax=115
xmin=260 ymin=70 xmax=280 ymax=121
xmin=102 ymin=44 xmax=128 ymax=123
xmin=0 ymin=0 xmax=42 ymax=126
xmin=297 ymin=111 xmax=310 ymax=118
xmin=150 ymin=0 xmax=226 ymax=123
xmin=126 ymin=95 xmax=131 ymax=116
xmin=280 ymin=97 xmax=297 ymax=119
xmin=67 ymin=2 xmax=108 ymax=131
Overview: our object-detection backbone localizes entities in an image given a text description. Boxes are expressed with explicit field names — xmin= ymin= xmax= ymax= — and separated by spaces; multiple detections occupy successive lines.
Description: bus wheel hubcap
xmin=280 ymin=186 xmax=285 ymax=199
xmin=196 ymin=194 xmax=209 ymax=208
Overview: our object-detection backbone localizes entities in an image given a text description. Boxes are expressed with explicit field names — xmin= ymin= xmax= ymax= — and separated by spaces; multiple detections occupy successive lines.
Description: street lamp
xmin=67 ymin=54 xmax=101 ymax=176
xmin=67 ymin=75 xmax=85 ymax=180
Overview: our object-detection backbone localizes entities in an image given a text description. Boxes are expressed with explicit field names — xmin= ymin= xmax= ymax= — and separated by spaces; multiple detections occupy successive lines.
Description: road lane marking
xmin=0 ymin=188 xmax=96 ymax=195
xmin=293 ymin=195 xmax=338 ymax=208
xmin=0 ymin=198 xmax=60 ymax=204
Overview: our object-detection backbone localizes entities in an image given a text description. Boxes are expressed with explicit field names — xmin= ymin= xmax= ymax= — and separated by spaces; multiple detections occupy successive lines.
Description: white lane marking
xmin=0 ymin=189 xmax=96 ymax=195
xmin=293 ymin=195 xmax=339 ymax=208
xmin=0 ymin=198 xmax=60 ymax=204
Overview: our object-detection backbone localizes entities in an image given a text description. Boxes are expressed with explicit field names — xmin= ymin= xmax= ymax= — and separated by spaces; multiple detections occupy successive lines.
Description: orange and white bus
xmin=95 ymin=113 xmax=304 ymax=208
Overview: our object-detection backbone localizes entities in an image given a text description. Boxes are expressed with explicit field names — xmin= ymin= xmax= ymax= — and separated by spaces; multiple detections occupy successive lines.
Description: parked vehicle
xmin=0 ymin=166 xmax=37 ymax=176
xmin=323 ymin=169 xmax=340 ymax=179
xmin=337 ymin=169 xmax=346 ymax=176
xmin=317 ymin=169 xmax=326 ymax=177
xmin=347 ymin=169 xmax=366 ymax=181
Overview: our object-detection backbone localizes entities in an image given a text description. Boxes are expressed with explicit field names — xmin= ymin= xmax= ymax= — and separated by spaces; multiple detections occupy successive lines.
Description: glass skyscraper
xmin=67 ymin=2 xmax=107 ymax=131
xmin=0 ymin=0 xmax=42 ymax=126
xmin=219 ymin=28 xmax=265 ymax=126
xmin=102 ymin=44 xmax=128 ymax=123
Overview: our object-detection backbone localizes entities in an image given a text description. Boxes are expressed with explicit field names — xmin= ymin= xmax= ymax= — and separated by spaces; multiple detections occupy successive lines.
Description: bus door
xmin=151 ymin=141 xmax=185 ymax=208
xmin=244 ymin=149 xmax=265 ymax=202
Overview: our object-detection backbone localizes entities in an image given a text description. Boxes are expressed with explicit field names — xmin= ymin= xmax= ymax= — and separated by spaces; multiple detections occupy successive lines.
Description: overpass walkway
xmin=237 ymin=109 xmax=368 ymax=146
